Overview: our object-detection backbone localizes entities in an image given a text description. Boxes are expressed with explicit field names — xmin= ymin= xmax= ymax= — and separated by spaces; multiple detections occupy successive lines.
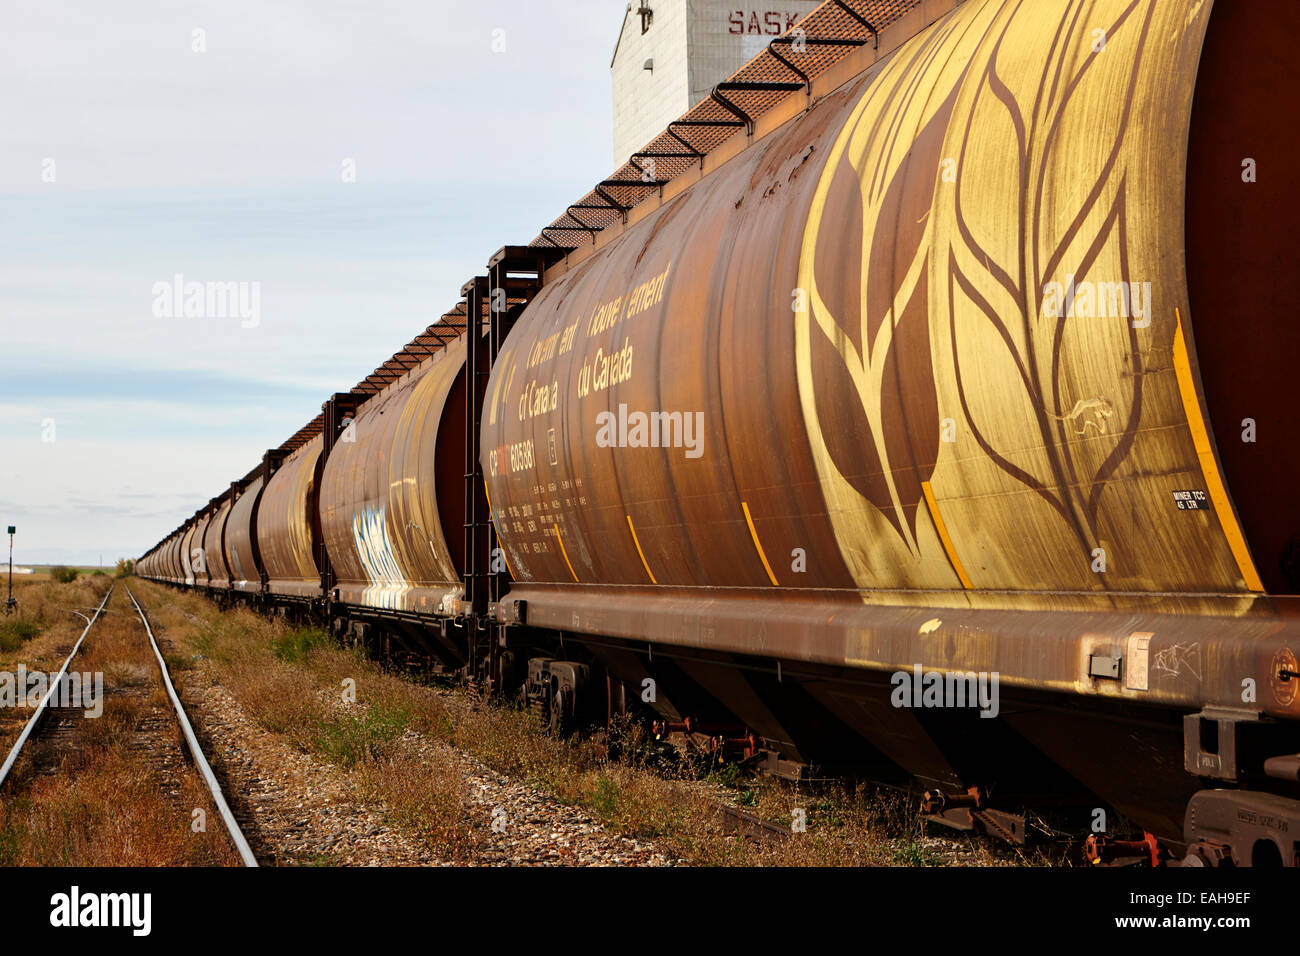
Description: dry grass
xmin=357 ymin=753 xmax=475 ymax=862
xmin=0 ymin=576 xmax=108 ymax=654
xmin=133 ymin=580 xmax=1067 ymax=867
xmin=0 ymin=748 xmax=240 ymax=866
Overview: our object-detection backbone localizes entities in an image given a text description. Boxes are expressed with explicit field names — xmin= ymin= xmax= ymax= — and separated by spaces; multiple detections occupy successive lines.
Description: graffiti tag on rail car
xmin=1151 ymin=642 xmax=1202 ymax=682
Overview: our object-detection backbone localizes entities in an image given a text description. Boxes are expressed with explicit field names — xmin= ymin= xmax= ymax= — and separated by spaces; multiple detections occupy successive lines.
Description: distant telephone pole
xmin=6 ymin=526 xmax=16 ymax=614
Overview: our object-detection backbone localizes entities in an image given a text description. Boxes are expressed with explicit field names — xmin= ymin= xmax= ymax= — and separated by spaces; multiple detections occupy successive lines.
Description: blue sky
xmin=0 ymin=0 xmax=622 ymax=565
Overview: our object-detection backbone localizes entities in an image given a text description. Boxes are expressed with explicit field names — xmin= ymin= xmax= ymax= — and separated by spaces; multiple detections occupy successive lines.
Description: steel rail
xmin=0 ymin=584 xmax=114 ymax=789
xmin=714 ymin=801 xmax=792 ymax=843
xmin=126 ymin=587 xmax=258 ymax=867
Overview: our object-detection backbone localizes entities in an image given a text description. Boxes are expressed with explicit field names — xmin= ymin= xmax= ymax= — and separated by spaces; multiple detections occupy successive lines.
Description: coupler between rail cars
xmin=650 ymin=717 xmax=770 ymax=767
xmin=1084 ymin=832 xmax=1170 ymax=868
xmin=1084 ymin=787 xmax=1300 ymax=867
xmin=1086 ymin=788 xmax=1300 ymax=867
xmin=920 ymin=785 xmax=1029 ymax=845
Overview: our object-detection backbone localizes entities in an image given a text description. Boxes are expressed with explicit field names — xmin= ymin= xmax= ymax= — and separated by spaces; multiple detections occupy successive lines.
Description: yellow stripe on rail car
xmin=741 ymin=501 xmax=779 ymax=586
xmin=626 ymin=515 xmax=658 ymax=585
xmin=553 ymin=523 xmax=580 ymax=583
xmin=921 ymin=481 xmax=973 ymax=590
xmin=1173 ymin=308 xmax=1264 ymax=592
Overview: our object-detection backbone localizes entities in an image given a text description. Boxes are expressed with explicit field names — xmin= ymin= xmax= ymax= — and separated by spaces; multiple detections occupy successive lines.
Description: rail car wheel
xmin=548 ymin=685 xmax=569 ymax=737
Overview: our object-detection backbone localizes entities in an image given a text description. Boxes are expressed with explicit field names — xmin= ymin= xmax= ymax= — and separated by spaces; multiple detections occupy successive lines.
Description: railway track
xmin=0 ymin=583 xmax=257 ymax=867
xmin=713 ymin=802 xmax=792 ymax=844
xmin=0 ymin=584 xmax=114 ymax=789
xmin=124 ymin=587 xmax=257 ymax=867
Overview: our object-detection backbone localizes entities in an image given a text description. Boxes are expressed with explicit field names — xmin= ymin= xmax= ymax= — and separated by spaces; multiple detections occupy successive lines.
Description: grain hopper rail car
xmin=135 ymin=0 xmax=1300 ymax=866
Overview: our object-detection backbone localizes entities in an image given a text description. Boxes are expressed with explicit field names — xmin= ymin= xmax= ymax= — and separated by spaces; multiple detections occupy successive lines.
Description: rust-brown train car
xmin=139 ymin=0 xmax=1300 ymax=864
xmin=480 ymin=0 xmax=1300 ymax=858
